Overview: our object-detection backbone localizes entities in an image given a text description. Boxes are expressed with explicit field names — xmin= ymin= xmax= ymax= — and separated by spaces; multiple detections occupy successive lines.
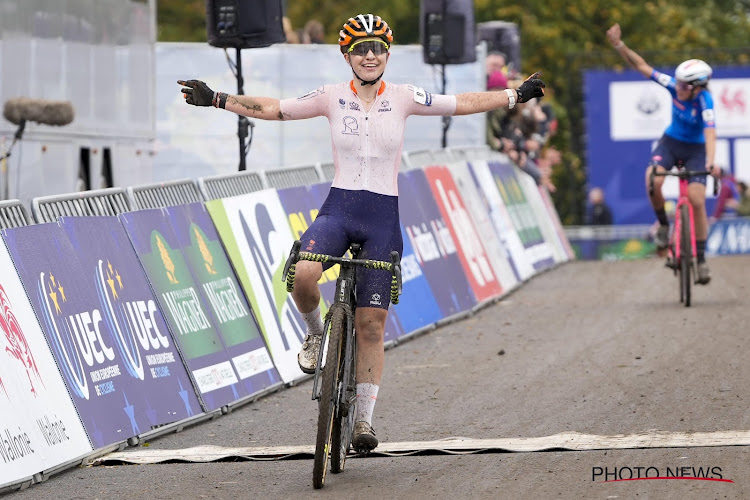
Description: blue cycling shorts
xmin=299 ymin=187 xmax=402 ymax=310
xmin=650 ymin=134 xmax=708 ymax=185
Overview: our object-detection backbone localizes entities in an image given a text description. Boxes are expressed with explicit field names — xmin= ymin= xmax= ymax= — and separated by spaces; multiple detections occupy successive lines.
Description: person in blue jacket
xmin=607 ymin=23 xmax=721 ymax=284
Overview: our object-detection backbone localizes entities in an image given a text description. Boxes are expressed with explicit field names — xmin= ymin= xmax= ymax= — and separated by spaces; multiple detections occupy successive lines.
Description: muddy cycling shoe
xmin=352 ymin=421 xmax=378 ymax=453
xmin=654 ymin=224 xmax=670 ymax=250
xmin=696 ymin=262 xmax=711 ymax=285
xmin=297 ymin=334 xmax=322 ymax=374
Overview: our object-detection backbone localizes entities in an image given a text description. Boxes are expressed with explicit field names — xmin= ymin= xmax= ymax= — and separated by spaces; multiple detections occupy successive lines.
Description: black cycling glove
xmin=178 ymin=79 xmax=217 ymax=107
xmin=516 ymin=72 xmax=546 ymax=103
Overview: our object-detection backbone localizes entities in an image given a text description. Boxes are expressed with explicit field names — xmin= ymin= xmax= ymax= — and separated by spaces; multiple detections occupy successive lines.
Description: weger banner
xmin=166 ymin=203 xmax=280 ymax=396
xmin=0 ymin=238 xmax=91 ymax=489
xmin=206 ymin=190 xmax=306 ymax=384
xmin=120 ymin=207 xmax=276 ymax=411
xmin=423 ymin=165 xmax=503 ymax=302
xmin=3 ymin=221 xmax=202 ymax=450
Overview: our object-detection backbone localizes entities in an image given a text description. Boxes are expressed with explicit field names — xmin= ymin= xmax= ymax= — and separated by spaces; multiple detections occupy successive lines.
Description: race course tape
xmin=93 ymin=430 xmax=750 ymax=464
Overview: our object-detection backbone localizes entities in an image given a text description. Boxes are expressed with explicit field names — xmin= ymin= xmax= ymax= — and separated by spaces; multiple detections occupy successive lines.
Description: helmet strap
xmin=349 ymin=63 xmax=384 ymax=86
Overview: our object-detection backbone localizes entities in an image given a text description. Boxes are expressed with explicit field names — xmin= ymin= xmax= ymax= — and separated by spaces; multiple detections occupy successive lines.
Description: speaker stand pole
xmin=441 ymin=64 xmax=450 ymax=149
xmin=236 ymin=47 xmax=249 ymax=171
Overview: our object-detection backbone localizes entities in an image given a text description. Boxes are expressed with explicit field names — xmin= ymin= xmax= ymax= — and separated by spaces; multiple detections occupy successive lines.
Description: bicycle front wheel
xmin=331 ymin=312 xmax=356 ymax=474
xmin=679 ymin=204 xmax=692 ymax=307
xmin=312 ymin=306 xmax=346 ymax=489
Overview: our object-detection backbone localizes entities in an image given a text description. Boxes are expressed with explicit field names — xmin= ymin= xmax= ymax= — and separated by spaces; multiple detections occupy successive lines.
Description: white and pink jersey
xmin=279 ymin=81 xmax=457 ymax=196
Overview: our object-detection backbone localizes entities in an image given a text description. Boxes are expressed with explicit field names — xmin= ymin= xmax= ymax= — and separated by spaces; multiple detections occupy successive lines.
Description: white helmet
xmin=675 ymin=59 xmax=712 ymax=86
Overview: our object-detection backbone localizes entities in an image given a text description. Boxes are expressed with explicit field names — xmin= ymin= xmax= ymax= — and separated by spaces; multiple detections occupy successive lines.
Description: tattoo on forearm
xmin=228 ymin=96 xmax=263 ymax=114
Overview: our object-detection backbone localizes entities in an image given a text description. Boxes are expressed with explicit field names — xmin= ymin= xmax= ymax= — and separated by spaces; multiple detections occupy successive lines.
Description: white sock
xmin=355 ymin=383 xmax=379 ymax=425
xmin=301 ymin=305 xmax=324 ymax=337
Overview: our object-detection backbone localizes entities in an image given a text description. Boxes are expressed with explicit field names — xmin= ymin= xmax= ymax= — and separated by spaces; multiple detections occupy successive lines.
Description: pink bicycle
xmin=649 ymin=161 xmax=717 ymax=307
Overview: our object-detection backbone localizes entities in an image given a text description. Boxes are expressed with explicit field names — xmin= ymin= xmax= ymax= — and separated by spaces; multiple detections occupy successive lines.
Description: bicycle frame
xmin=650 ymin=163 xmax=717 ymax=306
xmin=282 ymin=239 xmax=402 ymax=488
xmin=670 ymin=174 xmax=696 ymax=265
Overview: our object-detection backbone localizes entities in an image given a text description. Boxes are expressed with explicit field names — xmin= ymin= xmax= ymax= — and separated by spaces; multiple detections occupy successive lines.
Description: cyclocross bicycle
xmin=282 ymin=240 xmax=402 ymax=489
xmin=649 ymin=161 xmax=717 ymax=307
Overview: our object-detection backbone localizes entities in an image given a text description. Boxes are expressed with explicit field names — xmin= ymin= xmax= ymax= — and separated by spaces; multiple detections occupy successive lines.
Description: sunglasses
xmin=676 ymin=81 xmax=695 ymax=91
xmin=348 ymin=39 xmax=389 ymax=56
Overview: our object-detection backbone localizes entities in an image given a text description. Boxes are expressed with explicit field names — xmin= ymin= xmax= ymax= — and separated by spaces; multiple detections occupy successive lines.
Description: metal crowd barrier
xmin=430 ymin=147 xmax=457 ymax=165
xmin=319 ymin=161 xmax=335 ymax=182
xmin=0 ymin=199 xmax=33 ymax=229
xmin=264 ymin=164 xmax=322 ymax=190
xmin=31 ymin=187 xmax=133 ymax=223
xmin=127 ymin=178 xmax=203 ymax=210
xmin=197 ymin=170 xmax=266 ymax=201
xmin=450 ymin=144 xmax=492 ymax=162
xmin=564 ymin=224 xmax=653 ymax=240
xmin=402 ymin=149 xmax=433 ymax=170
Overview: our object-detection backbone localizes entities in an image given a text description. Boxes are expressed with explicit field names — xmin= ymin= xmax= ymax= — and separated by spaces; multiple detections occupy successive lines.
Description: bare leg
xmin=290 ymin=260 xmax=322 ymax=313
xmin=355 ymin=307 xmax=387 ymax=385
xmin=645 ymin=164 xmax=667 ymax=211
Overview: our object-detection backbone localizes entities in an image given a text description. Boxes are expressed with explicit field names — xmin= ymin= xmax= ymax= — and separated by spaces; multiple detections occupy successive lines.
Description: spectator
xmin=485 ymin=51 xmax=508 ymax=82
xmin=585 ymin=187 xmax=614 ymax=225
xmin=736 ymin=181 xmax=750 ymax=216
xmin=302 ymin=19 xmax=325 ymax=44
xmin=282 ymin=16 xmax=300 ymax=44
xmin=710 ymin=168 xmax=739 ymax=222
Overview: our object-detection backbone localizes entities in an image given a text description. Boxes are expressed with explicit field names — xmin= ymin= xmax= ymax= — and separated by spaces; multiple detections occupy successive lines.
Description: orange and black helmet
xmin=339 ymin=14 xmax=393 ymax=54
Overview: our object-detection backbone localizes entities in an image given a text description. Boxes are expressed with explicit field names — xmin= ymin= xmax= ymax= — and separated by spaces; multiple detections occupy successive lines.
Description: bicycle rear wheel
xmin=312 ymin=306 xmax=346 ymax=489
xmin=331 ymin=313 xmax=356 ymax=474
xmin=679 ymin=204 xmax=692 ymax=307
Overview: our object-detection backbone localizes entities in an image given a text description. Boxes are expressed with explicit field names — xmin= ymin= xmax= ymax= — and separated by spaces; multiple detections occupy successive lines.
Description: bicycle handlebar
xmin=281 ymin=240 xmax=403 ymax=304
xmin=649 ymin=168 xmax=719 ymax=197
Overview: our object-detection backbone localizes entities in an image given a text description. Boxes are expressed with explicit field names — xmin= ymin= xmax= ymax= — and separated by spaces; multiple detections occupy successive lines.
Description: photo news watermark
xmin=593 ymin=466 xmax=734 ymax=483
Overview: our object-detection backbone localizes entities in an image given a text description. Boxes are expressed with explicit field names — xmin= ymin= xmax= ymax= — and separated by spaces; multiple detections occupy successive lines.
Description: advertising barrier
xmin=447 ymin=160 xmax=519 ymax=291
xmin=467 ymin=160 xmax=534 ymax=281
xmin=0 ymin=239 xmax=92 ymax=489
xmin=424 ymin=165 xmax=504 ymax=302
xmin=487 ymin=160 xmax=556 ymax=270
xmin=398 ymin=169 xmax=477 ymax=317
xmin=3 ymin=220 xmax=202 ymax=450
xmin=165 ymin=203 xmax=281 ymax=395
xmin=515 ymin=171 xmax=569 ymax=264
xmin=121 ymin=207 xmax=279 ymax=411
xmin=0 ymin=152 xmax=577 ymax=492
xmin=707 ymin=217 xmax=750 ymax=255
xmin=206 ymin=191 xmax=307 ymax=384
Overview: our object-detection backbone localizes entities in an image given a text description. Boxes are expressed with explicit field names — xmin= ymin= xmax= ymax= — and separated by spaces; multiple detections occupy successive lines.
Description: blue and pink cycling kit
xmin=648 ymin=70 xmax=716 ymax=184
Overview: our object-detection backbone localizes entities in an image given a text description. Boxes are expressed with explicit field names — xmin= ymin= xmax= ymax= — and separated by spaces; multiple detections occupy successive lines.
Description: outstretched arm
xmin=178 ymin=80 xmax=288 ymax=120
xmin=454 ymin=72 xmax=546 ymax=116
xmin=606 ymin=24 xmax=653 ymax=79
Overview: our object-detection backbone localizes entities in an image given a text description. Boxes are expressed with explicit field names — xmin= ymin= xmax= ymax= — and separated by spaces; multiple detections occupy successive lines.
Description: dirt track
xmin=6 ymin=255 xmax=750 ymax=499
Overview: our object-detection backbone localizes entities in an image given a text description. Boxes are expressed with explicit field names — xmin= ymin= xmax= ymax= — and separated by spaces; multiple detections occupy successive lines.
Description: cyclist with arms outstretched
xmin=607 ymin=23 xmax=720 ymax=284
xmin=179 ymin=13 xmax=545 ymax=451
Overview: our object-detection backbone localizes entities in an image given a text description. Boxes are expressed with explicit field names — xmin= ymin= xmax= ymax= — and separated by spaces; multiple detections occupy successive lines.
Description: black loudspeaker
xmin=420 ymin=0 xmax=476 ymax=65
xmin=477 ymin=21 xmax=521 ymax=76
xmin=206 ymin=0 xmax=286 ymax=49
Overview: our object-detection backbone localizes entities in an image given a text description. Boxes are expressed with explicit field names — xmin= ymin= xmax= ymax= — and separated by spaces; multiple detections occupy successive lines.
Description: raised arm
xmin=454 ymin=72 xmax=546 ymax=116
xmin=606 ymin=24 xmax=653 ymax=79
xmin=178 ymin=79 xmax=288 ymax=120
